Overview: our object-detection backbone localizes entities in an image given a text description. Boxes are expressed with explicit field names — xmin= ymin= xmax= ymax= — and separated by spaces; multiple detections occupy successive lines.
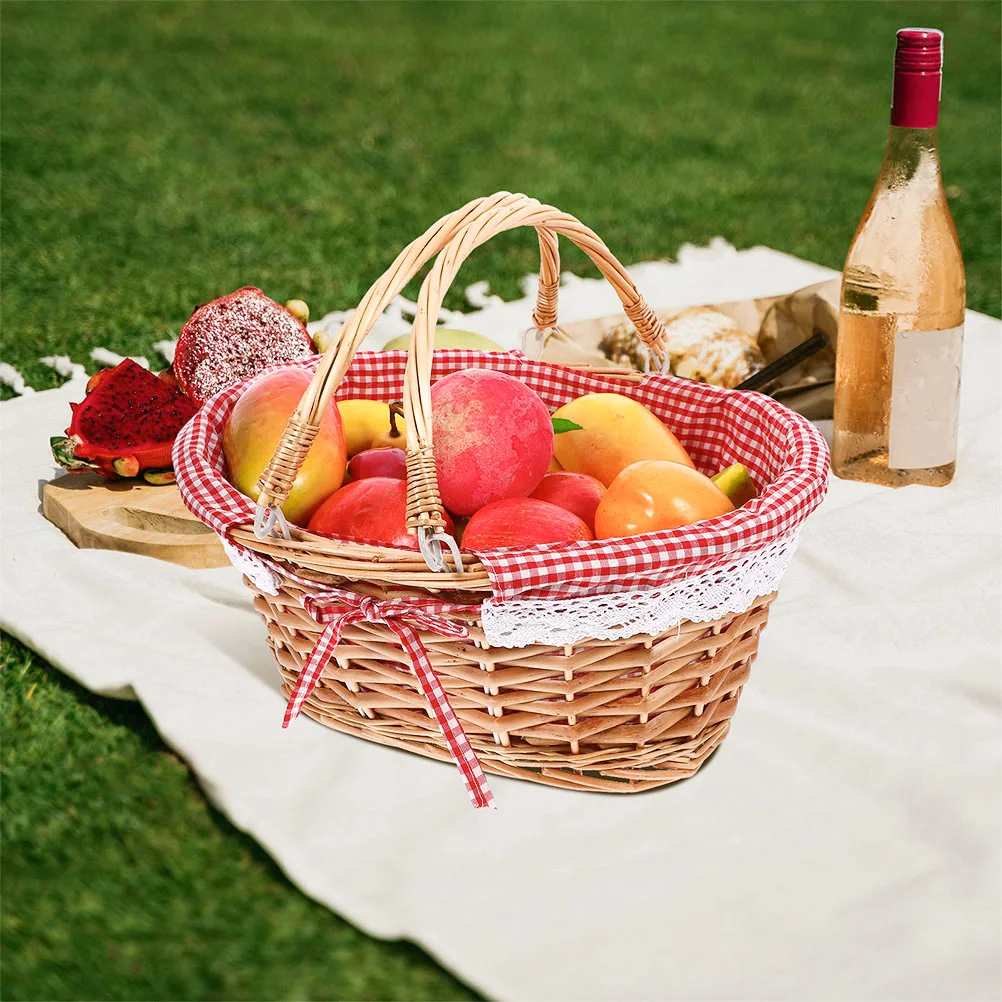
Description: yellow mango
xmin=552 ymin=393 xmax=693 ymax=486
xmin=336 ymin=399 xmax=405 ymax=457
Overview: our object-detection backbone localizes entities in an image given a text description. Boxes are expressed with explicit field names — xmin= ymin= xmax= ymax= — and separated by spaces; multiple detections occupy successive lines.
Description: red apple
xmin=348 ymin=447 xmax=407 ymax=481
xmin=461 ymin=498 xmax=592 ymax=550
xmin=307 ymin=477 xmax=453 ymax=550
xmin=529 ymin=471 xmax=606 ymax=534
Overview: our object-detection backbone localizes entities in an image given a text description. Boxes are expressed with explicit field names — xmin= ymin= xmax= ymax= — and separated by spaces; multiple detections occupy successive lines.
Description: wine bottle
xmin=832 ymin=27 xmax=966 ymax=487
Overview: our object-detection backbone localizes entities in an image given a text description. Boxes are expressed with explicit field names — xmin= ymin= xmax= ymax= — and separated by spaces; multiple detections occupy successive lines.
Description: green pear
xmin=711 ymin=463 xmax=759 ymax=507
xmin=381 ymin=328 xmax=505 ymax=352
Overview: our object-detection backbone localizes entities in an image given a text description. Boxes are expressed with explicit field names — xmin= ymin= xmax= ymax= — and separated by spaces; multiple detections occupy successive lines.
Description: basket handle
xmin=253 ymin=191 xmax=561 ymax=535
xmin=401 ymin=194 xmax=669 ymax=570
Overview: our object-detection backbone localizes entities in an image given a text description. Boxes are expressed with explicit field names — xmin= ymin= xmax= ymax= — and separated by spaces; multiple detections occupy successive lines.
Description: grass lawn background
xmin=1 ymin=2 xmax=999 ymax=1000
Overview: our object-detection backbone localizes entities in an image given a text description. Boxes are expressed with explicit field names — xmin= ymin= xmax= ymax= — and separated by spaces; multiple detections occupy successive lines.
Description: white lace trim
xmin=222 ymin=525 xmax=799 ymax=649
xmin=479 ymin=533 xmax=799 ymax=648
xmin=220 ymin=536 xmax=282 ymax=595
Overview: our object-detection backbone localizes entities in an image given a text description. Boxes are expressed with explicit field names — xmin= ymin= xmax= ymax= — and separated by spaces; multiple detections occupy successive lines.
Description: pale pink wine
xmin=832 ymin=28 xmax=966 ymax=487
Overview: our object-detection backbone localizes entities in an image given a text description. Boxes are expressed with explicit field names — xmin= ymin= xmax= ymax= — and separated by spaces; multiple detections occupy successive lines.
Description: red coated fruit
xmin=174 ymin=286 xmax=316 ymax=404
xmin=307 ymin=477 xmax=454 ymax=550
xmin=529 ymin=472 xmax=606 ymax=534
xmin=431 ymin=369 xmax=553 ymax=516
xmin=348 ymin=447 xmax=407 ymax=481
xmin=223 ymin=367 xmax=346 ymax=526
xmin=50 ymin=359 xmax=198 ymax=479
xmin=461 ymin=498 xmax=593 ymax=550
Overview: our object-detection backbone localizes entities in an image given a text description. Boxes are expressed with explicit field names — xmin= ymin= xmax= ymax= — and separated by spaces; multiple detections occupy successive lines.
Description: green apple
xmin=381 ymin=328 xmax=505 ymax=352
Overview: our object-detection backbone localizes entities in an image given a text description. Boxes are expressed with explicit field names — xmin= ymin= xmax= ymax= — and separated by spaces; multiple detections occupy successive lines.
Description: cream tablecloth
xmin=2 ymin=247 xmax=999 ymax=1001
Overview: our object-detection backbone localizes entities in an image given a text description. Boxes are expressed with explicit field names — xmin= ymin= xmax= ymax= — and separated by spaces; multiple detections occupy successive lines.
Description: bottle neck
xmin=891 ymin=65 xmax=941 ymax=128
xmin=880 ymin=126 xmax=941 ymax=186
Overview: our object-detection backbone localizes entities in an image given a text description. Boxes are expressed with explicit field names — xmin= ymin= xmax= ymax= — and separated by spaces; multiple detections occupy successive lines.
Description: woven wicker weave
xmin=232 ymin=193 xmax=783 ymax=793
xmin=253 ymin=573 xmax=773 ymax=791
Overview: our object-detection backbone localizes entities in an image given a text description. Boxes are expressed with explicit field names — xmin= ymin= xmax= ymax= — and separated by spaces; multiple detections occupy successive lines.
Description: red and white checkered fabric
xmin=173 ymin=348 xmax=829 ymax=809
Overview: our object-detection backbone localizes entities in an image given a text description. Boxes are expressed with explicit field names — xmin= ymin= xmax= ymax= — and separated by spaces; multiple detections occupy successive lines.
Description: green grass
xmin=1 ymin=2 xmax=999 ymax=1000
xmin=0 ymin=635 xmax=481 ymax=1002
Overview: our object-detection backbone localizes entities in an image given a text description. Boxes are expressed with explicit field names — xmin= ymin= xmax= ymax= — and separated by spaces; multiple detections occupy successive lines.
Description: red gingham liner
xmin=174 ymin=348 xmax=829 ymax=809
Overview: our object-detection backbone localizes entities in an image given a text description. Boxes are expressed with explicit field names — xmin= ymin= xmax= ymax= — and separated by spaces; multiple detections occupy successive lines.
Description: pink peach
xmin=431 ymin=368 xmax=553 ymax=516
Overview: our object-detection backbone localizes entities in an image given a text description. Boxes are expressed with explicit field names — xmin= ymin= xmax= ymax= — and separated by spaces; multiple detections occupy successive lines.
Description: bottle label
xmin=888 ymin=324 xmax=963 ymax=470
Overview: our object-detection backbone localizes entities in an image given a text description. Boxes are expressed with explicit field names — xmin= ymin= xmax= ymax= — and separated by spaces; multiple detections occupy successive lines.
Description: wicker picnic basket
xmin=175 ymin=192 xmax=829 ymax=808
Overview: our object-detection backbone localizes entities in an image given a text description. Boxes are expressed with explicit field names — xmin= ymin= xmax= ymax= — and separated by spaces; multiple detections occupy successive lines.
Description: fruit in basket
xmin=547 ymin=455 xmax=563 ymax=472
xmin=431 ymin=369 xmax=552 ymax=516
xmin=50 ymin=359 xmax=198 ymax=480
xmin=529 ymin=472 xmax=606 ymax=534
xmin=223 ymin=367 xmax=346 ymax=526
xmin=307 ymin=477 xmax=454 ymax=549
xmin=370 ymin=402 xmax=407 ymax=450
xmin=348 ymin=447 xmax=407 ymax=481
xmin=711 ymin=463 xmax=759 ymax=507
xmin=461 ymin=498 xmax=592 ymax=550
xmin=382 ymin=328 xmax=505 ymax=353
xmin=174 ymin=286 xmax=316 ymax=404
xmin=594 ymin=460 xmax=734 ymax=538
xmin=337 ymin=399 xmax=405 ymax=456
xmin=551 ymin=393 xmax=694 ymax=486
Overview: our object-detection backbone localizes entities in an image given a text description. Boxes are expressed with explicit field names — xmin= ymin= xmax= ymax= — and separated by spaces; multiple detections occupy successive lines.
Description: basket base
xmin=258 ymin=588 xmax=775 ymax=795
xmin=288 ymin=692 xmax=731 ymax=792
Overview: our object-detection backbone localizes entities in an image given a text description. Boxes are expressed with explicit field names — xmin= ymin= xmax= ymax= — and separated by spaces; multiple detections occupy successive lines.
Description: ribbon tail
xmin=283 ymin=617 xmax=349 ymax=728
xmin=390 ymin=622 xmax=496 ymax=811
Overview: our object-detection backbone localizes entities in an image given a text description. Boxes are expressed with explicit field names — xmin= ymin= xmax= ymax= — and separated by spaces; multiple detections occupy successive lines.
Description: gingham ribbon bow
xmin=285 ymin=589 xmax=496 ymax=810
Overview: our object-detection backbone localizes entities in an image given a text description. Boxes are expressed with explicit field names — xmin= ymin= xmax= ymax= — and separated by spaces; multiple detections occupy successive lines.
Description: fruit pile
xmin=222 ymin=364 xmax=759 ymax=551
xmin=50 ymin=281 xmax=758 ymax=550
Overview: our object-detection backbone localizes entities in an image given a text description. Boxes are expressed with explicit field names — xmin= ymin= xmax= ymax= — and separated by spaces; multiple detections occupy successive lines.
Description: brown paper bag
xmin=542 ymin=278 xmax=841 ymax=420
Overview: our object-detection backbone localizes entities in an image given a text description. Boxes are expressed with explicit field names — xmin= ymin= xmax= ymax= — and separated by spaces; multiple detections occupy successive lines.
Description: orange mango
xmin=551 ymin=393 xmax=693 ymax=486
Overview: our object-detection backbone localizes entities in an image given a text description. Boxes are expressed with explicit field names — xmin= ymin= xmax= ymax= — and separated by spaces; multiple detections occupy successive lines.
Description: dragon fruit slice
xmin=51 ymin=359 xmax=198 ymax=480
xmin=173 ymin=286 xmax=315 ymax=404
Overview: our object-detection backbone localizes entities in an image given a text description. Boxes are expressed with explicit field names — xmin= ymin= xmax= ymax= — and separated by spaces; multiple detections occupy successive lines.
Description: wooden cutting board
xmin=42 ymin=472 xmax=228 ymax=569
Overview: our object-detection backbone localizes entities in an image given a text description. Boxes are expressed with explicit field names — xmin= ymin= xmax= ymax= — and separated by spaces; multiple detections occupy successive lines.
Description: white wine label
xmin=888 ymin=324 xmax=964 ymax=470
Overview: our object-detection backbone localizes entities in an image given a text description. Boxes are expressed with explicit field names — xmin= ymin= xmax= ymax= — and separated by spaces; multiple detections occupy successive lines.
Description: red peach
xmin=307 ymin=477 xmax=454 ymax=550
xmin=431 ymin=369 xmax=553 ymax=516
xmin=348 ymin=447 xmax=407 ymax=481
xmin=461 ymin=498 xmax=592 ymax=550
xmin=529 ymin=471 xmax=606 ymax=534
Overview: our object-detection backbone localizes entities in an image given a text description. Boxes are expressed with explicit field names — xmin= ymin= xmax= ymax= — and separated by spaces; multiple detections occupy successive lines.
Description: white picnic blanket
xmin=2 ymin=246 xmax=999 ymax=1002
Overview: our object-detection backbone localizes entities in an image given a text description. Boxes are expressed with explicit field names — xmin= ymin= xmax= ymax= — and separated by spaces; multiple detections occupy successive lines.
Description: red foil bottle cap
xmin=895 ymin=28 xmax=944 ymax=71
xmin=891 ymin=27 xmax=943 ymax=128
